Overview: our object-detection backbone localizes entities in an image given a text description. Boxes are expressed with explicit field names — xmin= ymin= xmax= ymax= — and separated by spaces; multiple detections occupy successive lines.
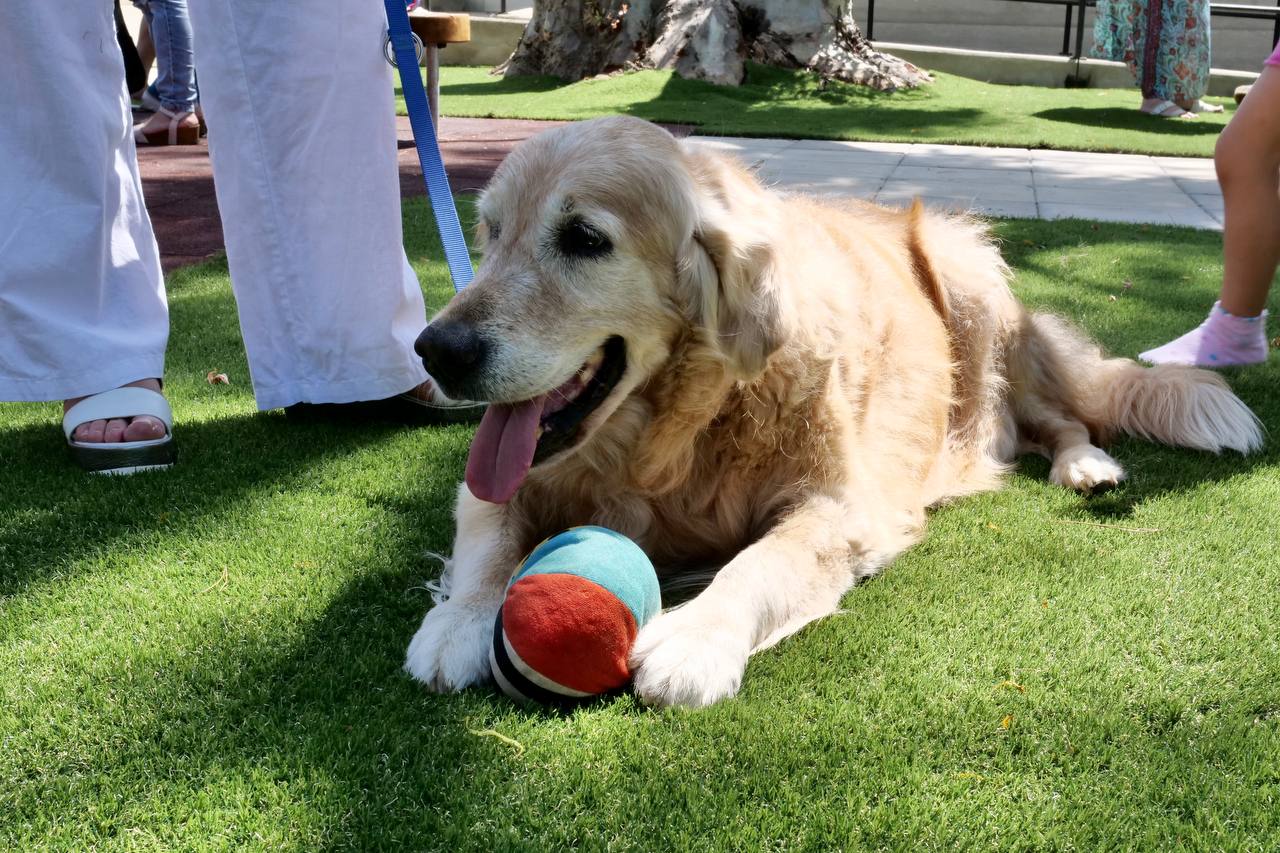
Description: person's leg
xmin=1216 ymin=65 xmax=1280 ymax=317
xmin=0 ymin=3 xmax=170 ymax=440
xmin=1165 ymin=0 xmax=1212 ymax=113
xmin=1135 ymin=0 xmax=1197 ymax=117
xmin=140 ymin=0 xmax=198 ymax=112
xmin=134 ymin=0 xmax=200 ymax=144
xmin=133 ymin=3 xmax=157 ymax=80
xmin=1139 ymin=65 xmax=1280 ymax=367
xmin=188 ymin=0 xmax=431 ymax=411
xmin=116 ymin=0 xmax=149 ymax=97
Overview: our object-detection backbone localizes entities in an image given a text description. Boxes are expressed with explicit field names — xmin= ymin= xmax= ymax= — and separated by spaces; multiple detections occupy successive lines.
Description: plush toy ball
xmin=490 ymin=526 xmax=661 ymax=705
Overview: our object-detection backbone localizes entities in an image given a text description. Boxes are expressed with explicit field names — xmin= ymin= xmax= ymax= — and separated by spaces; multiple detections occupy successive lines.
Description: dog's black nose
xmin=414 ymin=320 xmax=485 ymax=390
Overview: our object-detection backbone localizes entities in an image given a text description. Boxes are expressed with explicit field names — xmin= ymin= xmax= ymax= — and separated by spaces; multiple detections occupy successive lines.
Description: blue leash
xmin=384 ymin=0 xmax=473 ymax=291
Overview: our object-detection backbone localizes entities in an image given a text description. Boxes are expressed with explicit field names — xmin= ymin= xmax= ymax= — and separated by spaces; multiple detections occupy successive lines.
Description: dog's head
xmin=417 ymin=116 xmax=786 ymax=503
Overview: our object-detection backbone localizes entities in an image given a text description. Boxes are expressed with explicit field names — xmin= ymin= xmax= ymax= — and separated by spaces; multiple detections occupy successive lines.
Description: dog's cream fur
xmin=405 ymin=117 xmax=1263 ymax=707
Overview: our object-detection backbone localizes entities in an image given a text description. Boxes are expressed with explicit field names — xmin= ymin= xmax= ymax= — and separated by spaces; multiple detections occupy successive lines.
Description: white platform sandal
xmin=1142 ymin=99 xmax=1195 ymax=119
xmin=62 ymin=386 xmax=177 ymax=474
xmin=133 ymin=107 xmax=200 ymax=146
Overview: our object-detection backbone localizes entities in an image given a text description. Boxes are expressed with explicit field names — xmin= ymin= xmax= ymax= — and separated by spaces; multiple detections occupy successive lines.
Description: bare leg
xmin=404 ymin=488 xmax=523 ymax=691
xmin=630 ymin=496 xmax=879 ymax=708
xmin=1217 ymin=65 xmax=1280 ymax=318
xmin=136 ymin=20 xmax=155 ymax=77
xmin=1139 ymin=67 xmax=1280 ymax=367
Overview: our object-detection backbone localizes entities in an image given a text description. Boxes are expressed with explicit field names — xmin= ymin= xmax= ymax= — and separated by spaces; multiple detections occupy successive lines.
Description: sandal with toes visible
xmin=63 ymin=386 xmax=177 ymax=474
xmin=134 ymin=107 xmax=201 ymax=146
xmin=1142 ymin=99 xmax=1195 ymax=119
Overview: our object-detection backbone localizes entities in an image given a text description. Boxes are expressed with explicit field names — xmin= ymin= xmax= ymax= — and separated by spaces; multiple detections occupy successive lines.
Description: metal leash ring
xmin=383 ymin=30 xmax=425 ymax=67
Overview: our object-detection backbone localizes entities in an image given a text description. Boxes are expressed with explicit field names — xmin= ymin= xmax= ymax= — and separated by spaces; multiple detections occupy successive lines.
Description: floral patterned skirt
xmin=1092 ymin=0 xmax=1212 ymax=102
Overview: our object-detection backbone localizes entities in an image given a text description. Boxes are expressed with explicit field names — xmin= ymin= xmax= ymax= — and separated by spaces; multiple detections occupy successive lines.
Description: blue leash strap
xmin=384 ymin=0 xmax=473 ymax=291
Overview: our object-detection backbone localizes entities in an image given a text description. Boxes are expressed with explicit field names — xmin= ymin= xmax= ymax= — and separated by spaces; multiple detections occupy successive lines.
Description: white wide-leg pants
xmin=0 ymin=3 xmax=168 ymax=403
xmin=0 ymin=1 xmax=429 ymax=410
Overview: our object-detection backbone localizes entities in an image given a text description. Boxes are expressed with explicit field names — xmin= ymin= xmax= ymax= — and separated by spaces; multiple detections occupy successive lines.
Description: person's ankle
xmin=1208 ymin=301 xmax=1267 ymax=334
xmin=1215 ymin=299 xmax=1266 ymax=321
xmin=64 ymin=378 xmax=163 ymax=413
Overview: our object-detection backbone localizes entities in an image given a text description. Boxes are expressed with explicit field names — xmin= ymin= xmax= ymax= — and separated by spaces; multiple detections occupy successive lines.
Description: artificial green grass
xmin=3 ymin=201 xmax=1279 ymax=850
xmin=411 ymin=65 xmax=1236 ymax=158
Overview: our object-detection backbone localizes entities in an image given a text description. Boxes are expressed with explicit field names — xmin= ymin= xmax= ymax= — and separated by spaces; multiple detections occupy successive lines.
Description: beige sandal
xmin=134 ymin=107 xmax=200 ymax=146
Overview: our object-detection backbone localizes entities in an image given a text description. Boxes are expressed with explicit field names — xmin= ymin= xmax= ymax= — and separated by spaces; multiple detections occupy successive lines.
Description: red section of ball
xmin=501 ymin=573 xmax=639 ymax=695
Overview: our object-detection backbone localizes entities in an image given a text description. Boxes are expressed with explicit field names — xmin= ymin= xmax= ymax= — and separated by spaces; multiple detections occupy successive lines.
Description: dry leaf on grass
xmin=200 ymin=567 xmax=230 ymax=594
xmin=466 ymin=725 xmax=525 ymax=756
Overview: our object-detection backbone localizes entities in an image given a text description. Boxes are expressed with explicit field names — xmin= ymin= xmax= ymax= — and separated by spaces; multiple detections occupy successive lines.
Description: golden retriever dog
xmin=404 ymin=116 xmax=1262 ymax=707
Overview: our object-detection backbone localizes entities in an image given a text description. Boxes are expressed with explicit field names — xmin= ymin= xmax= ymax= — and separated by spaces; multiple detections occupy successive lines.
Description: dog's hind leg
xmin=1019 ymin=394 xmax=1126 ymax=494
xmin=629 ymin=495 xmax=895 ymax=708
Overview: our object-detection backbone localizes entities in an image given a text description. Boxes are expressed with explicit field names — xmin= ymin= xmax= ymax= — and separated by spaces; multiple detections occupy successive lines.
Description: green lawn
xmin=416 ymin=65 xmax=1236 ymax=158
xmin=3 ymin=201 xmax=1279 ymax=849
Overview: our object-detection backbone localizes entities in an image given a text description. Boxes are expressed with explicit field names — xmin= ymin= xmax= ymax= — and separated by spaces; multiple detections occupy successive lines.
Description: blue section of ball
xmin=511 ymin=526 xmax=661 ymax=628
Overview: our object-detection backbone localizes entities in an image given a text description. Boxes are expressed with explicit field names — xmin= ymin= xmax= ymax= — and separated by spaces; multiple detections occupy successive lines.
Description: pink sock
xmin=1139 ymin=302 xmax=1270 ymax=367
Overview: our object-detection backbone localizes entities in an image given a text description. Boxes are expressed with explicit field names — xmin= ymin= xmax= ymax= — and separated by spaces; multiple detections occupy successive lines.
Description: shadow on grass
xmin=1033 ymin=107 xmax=1228 ymax=137
xmin=13 ymin=542 xmax=1277 ymax=848
xmin=0 ymin=411 xmax=471 ymax=599
xmin=1014 ymin=424 xmax=1277 ymax=524
xmin=3 ymin=480 xmax=620 ymax=846
xmin=992 ymin=220 xmax=1278 ymax=520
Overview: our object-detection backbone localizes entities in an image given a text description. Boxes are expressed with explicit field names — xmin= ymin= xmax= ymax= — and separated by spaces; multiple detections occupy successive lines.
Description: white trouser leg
xmin=189 ymin=0 xmax=429 ymax=410
xmin=0 ymin=4 xmax=168 ymax=403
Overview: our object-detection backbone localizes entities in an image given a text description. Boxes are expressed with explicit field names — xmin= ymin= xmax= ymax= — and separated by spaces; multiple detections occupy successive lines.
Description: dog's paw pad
xmin=1051 ymin=445 xmax=1126 ymax=494
xmin=404 ymin=600 xmax=497 ymax=693
xmin=629 ymin=610 xmax=750 ymax=708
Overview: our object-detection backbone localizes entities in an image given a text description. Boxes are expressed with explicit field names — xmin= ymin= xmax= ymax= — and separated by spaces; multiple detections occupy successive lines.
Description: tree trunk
xmin=499 ymin=0 xmax=931 ymax=91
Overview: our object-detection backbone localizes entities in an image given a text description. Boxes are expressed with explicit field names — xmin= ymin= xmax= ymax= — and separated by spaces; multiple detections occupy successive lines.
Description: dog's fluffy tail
xmin=1018 ymin=312 xmax=1263 ymax=454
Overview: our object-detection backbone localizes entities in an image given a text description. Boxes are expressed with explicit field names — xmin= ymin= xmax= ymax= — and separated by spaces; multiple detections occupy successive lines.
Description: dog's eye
xmin=556 ymin=219 xmax=611 ymax=259
xmin=485 ymin=221 xmax=501 ymax=241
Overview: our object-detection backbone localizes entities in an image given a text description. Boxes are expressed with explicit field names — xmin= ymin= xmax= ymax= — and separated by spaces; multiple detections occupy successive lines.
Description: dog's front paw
xmin=1051 ymin=445 xmax=1126 ymax=493
xmin=404 ymin=599 xmax=497 ymax=692
xmin=629 ymin=607 xmax=751 ymax=708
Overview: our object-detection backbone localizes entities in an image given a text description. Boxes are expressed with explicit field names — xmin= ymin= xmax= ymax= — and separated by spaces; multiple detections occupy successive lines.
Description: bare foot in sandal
xmin=1141 ymin=97 xmax=1196 ymax=118
xmin=63 ymin=378 xmax=167 ymax=443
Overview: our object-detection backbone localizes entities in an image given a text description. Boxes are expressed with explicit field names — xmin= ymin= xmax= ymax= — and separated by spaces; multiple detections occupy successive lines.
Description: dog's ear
xmin=677 ymin=159 xmax=786 ymax=380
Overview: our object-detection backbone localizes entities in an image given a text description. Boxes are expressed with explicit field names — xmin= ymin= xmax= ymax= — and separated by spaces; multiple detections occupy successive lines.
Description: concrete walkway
xmin=136 ymin=117 xmax=1223 ymax=271
xmin=687 ymin=136 xmax=1223 ymax=230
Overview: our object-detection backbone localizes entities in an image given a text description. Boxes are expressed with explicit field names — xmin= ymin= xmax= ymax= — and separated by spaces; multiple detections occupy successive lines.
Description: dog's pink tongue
xmin=465 ymin=396 xmax=547 ymax=504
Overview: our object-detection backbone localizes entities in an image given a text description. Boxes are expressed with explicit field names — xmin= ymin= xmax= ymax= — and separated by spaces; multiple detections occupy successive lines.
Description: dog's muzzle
xmin=414 ymin=320 xmax=486 ymax=394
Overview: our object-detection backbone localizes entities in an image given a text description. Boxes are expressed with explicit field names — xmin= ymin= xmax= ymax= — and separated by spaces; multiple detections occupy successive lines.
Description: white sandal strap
xmin=1146 ymin=99 xmax=1188 ymax=117
xmin=63 ymin=387 xmax=173 ymax=441
xmin=133 ymin=108 xmax=194 ymax=145
xmin=156 ymin=107 xmax=188 ymax=144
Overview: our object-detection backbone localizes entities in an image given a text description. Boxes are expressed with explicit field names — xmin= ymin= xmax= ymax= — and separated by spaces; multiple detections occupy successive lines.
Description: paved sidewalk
xmin=136 ymin=116 xmax=1222 ymax=271
xmin=688 ymin=136 xmax=1223 ymax=230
